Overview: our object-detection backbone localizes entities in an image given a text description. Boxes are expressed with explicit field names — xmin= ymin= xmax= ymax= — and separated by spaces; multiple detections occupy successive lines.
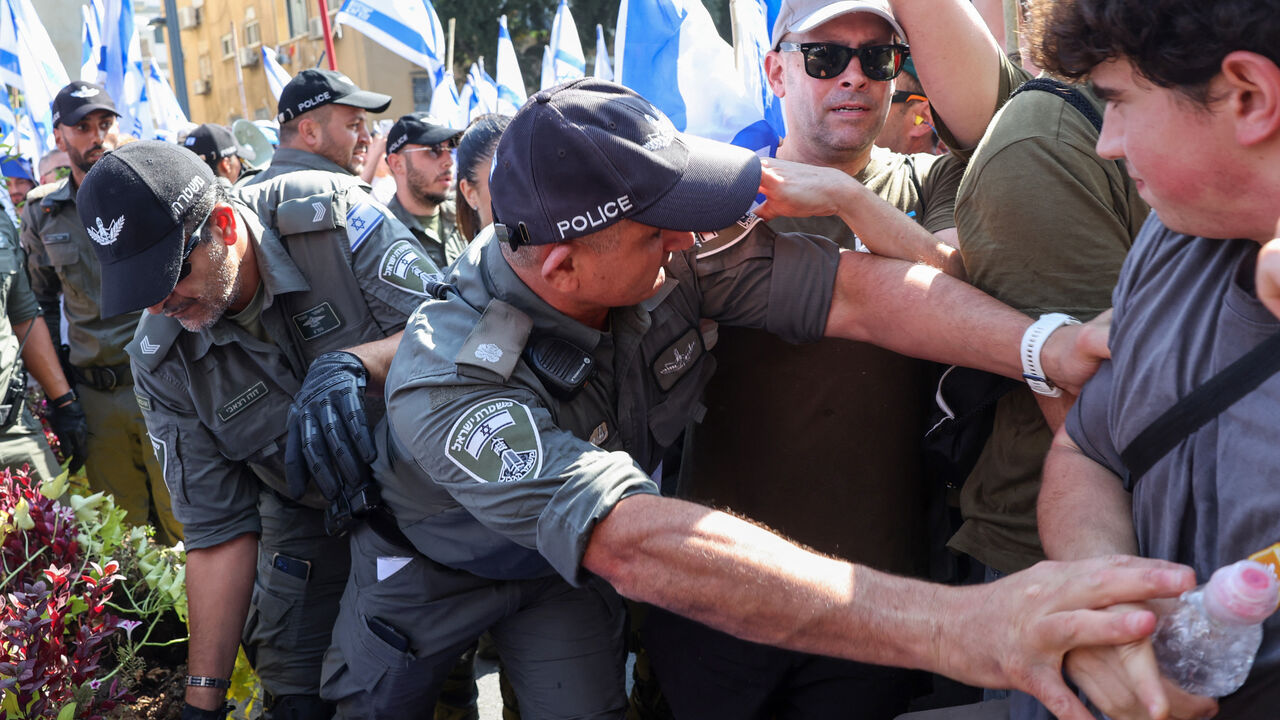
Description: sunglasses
xmin=778 ymin=42 xmax=910 ymax=82
xmin=891 ymin=91 xmax=928 ymax=104
xmin=177 ymin=208 xmax=213 ymax=282
xmin=401 ymin=138 xmax=458 ymax=159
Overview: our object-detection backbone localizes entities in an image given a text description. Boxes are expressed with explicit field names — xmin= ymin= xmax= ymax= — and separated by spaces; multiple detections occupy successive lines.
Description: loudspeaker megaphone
xmin=232 ymin=119 xmax=275 ymax=170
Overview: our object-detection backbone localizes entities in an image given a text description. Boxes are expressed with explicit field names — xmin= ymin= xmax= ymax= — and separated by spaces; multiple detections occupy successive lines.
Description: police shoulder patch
xmin=379 ymin=239 xmax=439 ymax=296
xmin=445 ymin=398 xmax=543 ymax=484
xmin=344 ymin=189 xmax=387 ymax=252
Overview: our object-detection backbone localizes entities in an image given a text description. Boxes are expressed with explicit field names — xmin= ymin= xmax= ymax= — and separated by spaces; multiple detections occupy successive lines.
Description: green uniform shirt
xmin=20 ymin=179 xmax=142 ymax=367
xmin=388 ymin=194 xmax=469 ymax=269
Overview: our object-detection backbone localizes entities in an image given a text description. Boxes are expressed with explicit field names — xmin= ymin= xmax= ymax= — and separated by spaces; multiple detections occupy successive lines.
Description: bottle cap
xmin=1205 ymin=560 xmax=1280 ymax=625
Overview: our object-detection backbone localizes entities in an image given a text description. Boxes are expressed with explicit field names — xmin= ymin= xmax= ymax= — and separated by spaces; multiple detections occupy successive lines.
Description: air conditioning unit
xmin=238 ymin=46 xmax=260 ymax=67
xmin=177 ymin=6 xmax=201 ymax=29
xmin=308 ymin=16 xmax=325 ymax=41
xmin=192 ymin=78 xmax=212 ymax=95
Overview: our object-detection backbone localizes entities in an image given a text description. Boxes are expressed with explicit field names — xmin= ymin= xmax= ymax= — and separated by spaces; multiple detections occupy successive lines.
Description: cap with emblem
xmin=769 ymin=0 xmax=905 ymax=48
xmin=386 ymin=112 xmax=464 ymax=156
xmin=183 ymin=123 xmax=241 ymax=164
xmin=76 ymin=140 xmax=216 ymax=316
xmin=276 ymin=69 xmax=392 ymax=124
xmin=490 ymin=78 xmax=761 ymax=248
xmin=51 ymin=81 xmax=119 ymax=127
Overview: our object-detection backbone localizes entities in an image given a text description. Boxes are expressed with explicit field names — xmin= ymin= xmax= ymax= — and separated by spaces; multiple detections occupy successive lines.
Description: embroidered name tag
xmin=651 ymin=327 xmax=703 ymax=392
xmin=292 ymin=302 xmax=343 ymax=340
xmin=217 ymin=381 xmax=269 ymax=422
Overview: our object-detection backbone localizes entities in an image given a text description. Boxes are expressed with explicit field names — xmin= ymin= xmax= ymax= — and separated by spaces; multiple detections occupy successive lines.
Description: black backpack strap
xmin=1120 ymin=329 xmax=1280 ymax=489
xmin=1009 ymin=77 xmax=1104 ymax=132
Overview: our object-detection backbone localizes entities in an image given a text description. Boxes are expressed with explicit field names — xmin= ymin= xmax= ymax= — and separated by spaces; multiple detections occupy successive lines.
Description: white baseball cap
xmin=770 ymin=0 xmax=907 ymax=48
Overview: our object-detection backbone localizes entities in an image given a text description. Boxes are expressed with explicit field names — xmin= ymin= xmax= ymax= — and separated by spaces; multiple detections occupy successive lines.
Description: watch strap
xmin=1020 ymin=313 xmax=1081 ymax=397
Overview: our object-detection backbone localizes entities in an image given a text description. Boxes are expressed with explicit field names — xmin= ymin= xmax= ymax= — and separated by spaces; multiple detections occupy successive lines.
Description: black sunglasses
xmin=177 ymin=208 xmax=213 ymax=282
xmin=778 ymin=42 xmax=910 ymax=82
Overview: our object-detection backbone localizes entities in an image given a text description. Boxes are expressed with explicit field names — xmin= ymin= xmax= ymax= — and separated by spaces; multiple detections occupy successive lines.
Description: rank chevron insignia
xmin=312 ymin=202 xmax=326 ymax=222
xmin=87 ymin=216 xmax=125 ymax=246
xmin=139 ymin=336 xmax=160 ymax=355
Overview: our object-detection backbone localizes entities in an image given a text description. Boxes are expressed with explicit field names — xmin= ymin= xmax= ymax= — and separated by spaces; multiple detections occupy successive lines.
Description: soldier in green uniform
xmin=20 ymin=80 xmax=179 ymax=544
xmin=383 ymin=113 xmax=469 ymax=269
xmin=302 ymin=79 xmax=1196 ymax=720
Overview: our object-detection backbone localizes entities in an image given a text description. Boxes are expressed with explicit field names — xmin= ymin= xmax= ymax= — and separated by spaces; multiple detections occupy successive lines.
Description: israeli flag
xmin=336 ymin=0 xmax=446 ymax=76
xmin=101 ymin=0 xmax=150 ymax=138
xmin=468 ymin=60 xmax=498 ymax=118
xmin=593 ymin=24 xmax=613 ymax=81
xmin=81 ymin=0 xmax=106 ymax=83
xmin=147 ymin=58 xmax=188 ymax=141
xmin=2 ymin=0 xmax=71 ymax=157
xmin=539 ymin=45 xmax=554 ymax=91
xmin=262 ymin=46 xmax=292 ymax=101
xmin=615 ymin=0 xmax=783 ymax=155
xmin=548 ymin=0 xmax=586 ymax=86
xmin=495 ymin=16 xmax=526 ymax=116
xmin=428 ymin=71 xmax=466 ymax=129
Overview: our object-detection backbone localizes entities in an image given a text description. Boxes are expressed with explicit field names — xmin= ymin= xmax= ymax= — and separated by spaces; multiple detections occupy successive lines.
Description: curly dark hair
xmin=1029 ymin=0 xmax=1280 ymax=105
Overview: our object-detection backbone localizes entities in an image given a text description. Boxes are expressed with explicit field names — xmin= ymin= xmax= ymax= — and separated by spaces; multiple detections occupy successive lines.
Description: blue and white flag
xmin=81 ymin=0 xmax=106 ymax=83
xmin=539 ymin=45 xmax=554 ymax=91
xmin=147 ymin=58 xmax=188 ymax=141
xmin=494 ymin=16 xmax=526 ymax=116
xmin=548 ymin=0 xmax=586 ymax=86
xmin=336 ymin=0 xmax=446 ymax=76
xmin=101 ymin=0 xmax=150 ymax=138
xmin=615 ymin=0 xmax=782 ymax=155
xmin=593 ymin=24 xmax=613 ymax=81
xmin=467 ymin=61 xmax=498 ymax=119
xmin=2 ymin=0 xmax=71 ymax=157
xmin=428 ymin=71 xmax=465 ymax=129
xmin=262 ymin=46 xmax=292 ymax=100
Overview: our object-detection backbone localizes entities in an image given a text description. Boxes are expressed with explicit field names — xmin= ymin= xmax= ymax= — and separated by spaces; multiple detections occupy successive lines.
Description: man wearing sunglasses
xmin=875 ymin=57 xmax=941 ymax=155
xmin=644 ymin=1 xmax=967 ymax=716
xmin=384 ymin=113 xmax=469 ymax=269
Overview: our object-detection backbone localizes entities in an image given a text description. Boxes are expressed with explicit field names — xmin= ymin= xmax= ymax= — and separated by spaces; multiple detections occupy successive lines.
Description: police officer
xmin=76 ymin=136 xmax=437 ymax=718
xmin=183 ymin=124 xmax=246 ymax=186
xmin=383 ymin=113 xmax=469 ymax=268
xmin=20 ymin=80 xmax=180 ymax=543
xmin=305 ymin=79 xmax=1195 ymax=720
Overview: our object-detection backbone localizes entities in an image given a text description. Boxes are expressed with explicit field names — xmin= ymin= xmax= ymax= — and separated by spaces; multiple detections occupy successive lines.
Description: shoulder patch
xmin=276 ymin=192 xmax=338 ymax=236
xmin=455 ymin=299 xmax=532 ymax=382
xmin=379 ymin=239 xmax=441 ymax=296
xmin=344 ymin=188 xmax=387 ymax=252
xmin=445 ymin=398 xmax=543 ymax=484
xmin=694 ymin=211 xmax=763 ymax=259
xmin=128 ymin=314 xmax=184 ymax=370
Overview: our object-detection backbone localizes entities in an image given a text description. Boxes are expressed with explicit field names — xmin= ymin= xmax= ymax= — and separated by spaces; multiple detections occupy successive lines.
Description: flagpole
xmin=230 ymin=21 xmax=250 ymax=119
xmin=315 ymin=0 xmax=339 ymax=71
xmin=447 ymin=17 xmax=455 ymax=76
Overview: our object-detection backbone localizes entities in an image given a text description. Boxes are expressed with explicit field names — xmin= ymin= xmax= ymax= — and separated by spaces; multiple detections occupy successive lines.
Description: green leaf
xmin=2 ymin=688 xmax=20 ymax=715
xmin=39 ymin=470 xmax=70 ymax=500
xmin=56 ymin=701 xmax=77 ymax=720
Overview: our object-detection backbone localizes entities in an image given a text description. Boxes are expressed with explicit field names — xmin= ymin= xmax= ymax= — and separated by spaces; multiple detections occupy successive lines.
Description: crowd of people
xmin=3 ymin=0 xmax=1279 ymax=718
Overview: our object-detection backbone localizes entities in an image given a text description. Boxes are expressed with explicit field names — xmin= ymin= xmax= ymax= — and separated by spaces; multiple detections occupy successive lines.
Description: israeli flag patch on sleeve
xmin=345 ymin=190 xmax=386 ymax=252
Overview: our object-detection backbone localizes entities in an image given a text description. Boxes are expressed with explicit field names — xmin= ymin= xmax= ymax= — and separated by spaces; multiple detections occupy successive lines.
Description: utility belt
xmin=71 ymin=362 xmax=133 ymax=391
xmin=365 ymin=505 xmax=414 ymax=551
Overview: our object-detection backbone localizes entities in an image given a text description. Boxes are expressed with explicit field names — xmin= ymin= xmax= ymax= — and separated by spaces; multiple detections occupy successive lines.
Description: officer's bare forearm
xmin=185 ymin=533 xmax=258 ymax=710
xmin=343 ymin=331 xmax=403 ymax=392
xmin=15 ymin=317 xmax=71 ymax=399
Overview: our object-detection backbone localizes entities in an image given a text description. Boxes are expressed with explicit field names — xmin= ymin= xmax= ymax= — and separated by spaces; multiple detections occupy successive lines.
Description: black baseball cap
xmin=276 ymin=69 xmax=392 ymax=124
xmin=490 ymin=79 xmax=761 ymax=247
xmin=51 ymin=81 xmax=119 ymax=127
xmin=76 ymin=141 xmax=216 ymax=316
xmin=386 ymin=112 xmax=464 ymax=156
xmin=183 ymin=124 xmax=240 ymax=164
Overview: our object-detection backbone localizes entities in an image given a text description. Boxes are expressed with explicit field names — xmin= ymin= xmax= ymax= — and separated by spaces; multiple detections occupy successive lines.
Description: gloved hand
xmin=180 ymin=702 xmax=231 ymax=720
xmin=48 ymin=392 xmax=88 ymax=474
xmin=284 ymin=351 xmax=379 ymax=535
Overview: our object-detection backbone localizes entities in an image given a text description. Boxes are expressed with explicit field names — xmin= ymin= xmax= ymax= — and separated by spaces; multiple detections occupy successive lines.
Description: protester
xmin=874 ymin=56 xmax=941 ymax=155
xmin=1027 ymin=0 xmax=1280 ymax=718
xmin=20 ymin=80 xmax=180 ymax=544
xmin=2 ymin=157 xmax=37 ymax=210
xmin=384 ymin=112 xmax=469 ymax=268
xmin=295 ymin=77 xmax=1198 ymax=720
xmin=183 ymin=124 xmax=245 ymax=185
xmin=454 ymin=113 xmax=510 ymax=242
xmin=37 ymin=150 xmax=69 ymax=186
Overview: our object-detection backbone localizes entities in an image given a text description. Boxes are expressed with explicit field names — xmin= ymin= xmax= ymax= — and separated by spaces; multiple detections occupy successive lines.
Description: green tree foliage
xmin=434 ymin=0 xmax=730 ymax=93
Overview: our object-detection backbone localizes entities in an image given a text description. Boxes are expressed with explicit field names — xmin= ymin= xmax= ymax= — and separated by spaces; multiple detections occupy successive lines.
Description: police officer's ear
xmin=211 ymin=205 xmax=238 ymax=246
xmin=385 ymin=150 xmax=405 ymax=177
xmin=540 ymin=243 xmax=580 ymax=293
xmin=52 ymin=126 xmax=69 ymax=153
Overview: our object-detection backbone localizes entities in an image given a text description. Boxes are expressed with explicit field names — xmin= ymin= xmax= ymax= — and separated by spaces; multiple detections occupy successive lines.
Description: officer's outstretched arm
xmin=582 ymin=494 xmax=1194 ymax=720
xmin=15 ymin=317 xmax=87 ymax=472
xmin=184 ymin=533 xmax=257 ymax=714
xmin=822 ymin=249 xmax=1109 ymax=393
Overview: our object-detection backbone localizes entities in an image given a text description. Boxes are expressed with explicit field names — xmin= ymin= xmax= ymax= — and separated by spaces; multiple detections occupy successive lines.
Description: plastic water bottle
xmin=1152 ymin=559 xmax=1280 ymax=697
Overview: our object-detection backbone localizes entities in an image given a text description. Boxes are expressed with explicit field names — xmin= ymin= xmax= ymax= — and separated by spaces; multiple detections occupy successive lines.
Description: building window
xmin=286 ymin=0 xmax=309 ymax=39
xmin=245 ymin=21 xmax=261 ymax=46
xmin=412 ymin=74 xmax=432 ymax=112
xmin=220 ymin=34 xmax=234 ymax=59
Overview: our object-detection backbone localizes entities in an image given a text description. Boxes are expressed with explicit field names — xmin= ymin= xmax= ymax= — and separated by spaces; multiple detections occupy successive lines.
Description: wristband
xmin=185 ymin=675 xmax=232 ymax=690
xmin=50 ymin=390 xmax=76 ymax=407
xmin=1020 ymin=313 xmax=1080 ymax=397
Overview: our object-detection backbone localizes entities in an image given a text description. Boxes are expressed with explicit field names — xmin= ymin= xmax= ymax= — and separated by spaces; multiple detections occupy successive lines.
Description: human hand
xmin=756 ymin=158 xmax=852 ymax=220
xmin=1257 ymin=228 xmax=1280 ymax=320
xmin=48 ymin=393 xmax=88 ymax=474
xmin=939 ymin=555 xmax=1195 ymax=720
xmin=1040 ymin=309 xmax=1112 ymax=394
xmin=1064 ymin=602 xmax=1218 ymax=720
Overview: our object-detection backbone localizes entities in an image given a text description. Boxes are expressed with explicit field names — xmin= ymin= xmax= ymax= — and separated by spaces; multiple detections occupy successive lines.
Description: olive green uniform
xmin=131 ymin=168 xmax=437 ymax=703
xmin=320 ymin=219 xmax=840 ymax=719
xmin=20 ymin=179 xmax=178 ymax=541
xmin=387 ymin=195 xmax=469 ymax=269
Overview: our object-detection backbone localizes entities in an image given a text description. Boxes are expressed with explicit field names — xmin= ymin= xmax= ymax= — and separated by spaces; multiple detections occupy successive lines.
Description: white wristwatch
xmin=1020 ymin=313 xmax=1081 ymax=397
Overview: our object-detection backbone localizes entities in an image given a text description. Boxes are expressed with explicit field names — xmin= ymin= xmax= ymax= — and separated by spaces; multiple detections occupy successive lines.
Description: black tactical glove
xmin=180 ymin=702 xmax=231 ymax=720
xmin=48 ymin=391 xmax=88 ymax=474
xmin=284 ymin=351 xmax=379 ymax=535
